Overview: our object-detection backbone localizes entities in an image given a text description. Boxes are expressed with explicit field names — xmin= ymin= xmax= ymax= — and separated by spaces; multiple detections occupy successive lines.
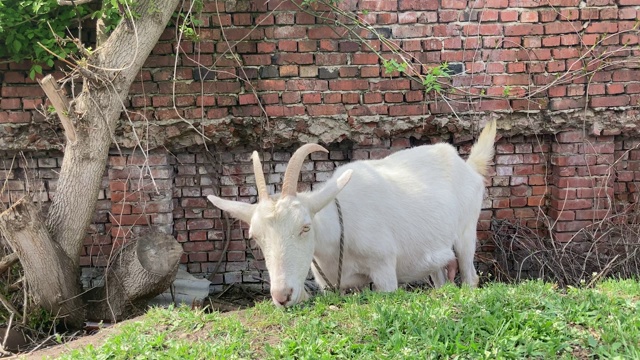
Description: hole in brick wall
xmin=447 ymin=63 xmax=464 ymax=75
xmin=193 ymin=67 xmax=215 ymax=82
xmin=409 ymin=136 xmax=430 ymax=147
xmin=372 ymin=27 xmax=391 ymax=39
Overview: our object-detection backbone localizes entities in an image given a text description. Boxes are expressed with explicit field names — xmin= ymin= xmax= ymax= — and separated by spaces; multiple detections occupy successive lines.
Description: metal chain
xmin=312 ymin=198 xmax=344 ymax=292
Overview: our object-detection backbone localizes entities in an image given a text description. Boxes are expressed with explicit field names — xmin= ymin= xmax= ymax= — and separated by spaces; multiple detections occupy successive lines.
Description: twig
xmin=207 ymin=212 xmax=232 ymax=282
xmin=0 ymin=292 xmax=21 ymax=321
xmin=587 ymin=254 xmax=620 ymax=288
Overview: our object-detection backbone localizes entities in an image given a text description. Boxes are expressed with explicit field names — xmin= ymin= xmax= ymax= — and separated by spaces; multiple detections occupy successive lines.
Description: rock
xmin=0 ymin=326 xmax=28 ymax=353
xmin=149 ymin=268 xmax=211 ymax=307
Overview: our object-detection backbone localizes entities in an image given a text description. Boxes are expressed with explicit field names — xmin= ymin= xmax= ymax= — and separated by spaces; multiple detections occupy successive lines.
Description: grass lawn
xmin=54 ymin=279 xmax=639 ymax=359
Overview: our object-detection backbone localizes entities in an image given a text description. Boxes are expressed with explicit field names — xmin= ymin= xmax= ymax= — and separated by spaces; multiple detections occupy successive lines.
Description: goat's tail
xmin=466 ymin=119 xmax=497 ymax=176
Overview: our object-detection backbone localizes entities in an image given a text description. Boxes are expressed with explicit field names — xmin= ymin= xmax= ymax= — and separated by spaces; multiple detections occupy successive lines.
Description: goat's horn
xmin=281 ymin=144 xmax=328 ymax=197
xmin=251 ymin=151 xmax=269 ymax=202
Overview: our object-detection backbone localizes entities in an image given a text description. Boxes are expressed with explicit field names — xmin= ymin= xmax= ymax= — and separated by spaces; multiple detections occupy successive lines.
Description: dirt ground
xmin=7 ymin=285 xmax=268 ymax=360
xmin=10 ymin=319 xmax=132 ymax=360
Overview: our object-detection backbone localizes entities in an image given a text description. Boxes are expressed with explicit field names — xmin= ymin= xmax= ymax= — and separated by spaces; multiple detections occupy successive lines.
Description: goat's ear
xmin=207 ymin=195 xmax=256 ymax=224
xmin=304 ymin=170 xmax=353 ymax=215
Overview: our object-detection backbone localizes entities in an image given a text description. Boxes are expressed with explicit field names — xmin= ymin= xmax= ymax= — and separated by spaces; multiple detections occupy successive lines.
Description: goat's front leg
xmin=370 ymin=261 xmax=398 ymax=292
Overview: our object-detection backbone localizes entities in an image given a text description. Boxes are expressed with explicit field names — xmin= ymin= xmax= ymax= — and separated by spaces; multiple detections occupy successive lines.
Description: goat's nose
xmin=271 ymin=288 xmax=293 ymax=306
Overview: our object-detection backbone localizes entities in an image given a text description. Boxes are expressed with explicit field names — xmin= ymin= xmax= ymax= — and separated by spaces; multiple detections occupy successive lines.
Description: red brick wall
xmin=1 ymin=0 xmax=640 ymax=287
xmin=0 ymin=133 xmax=638 ymax=288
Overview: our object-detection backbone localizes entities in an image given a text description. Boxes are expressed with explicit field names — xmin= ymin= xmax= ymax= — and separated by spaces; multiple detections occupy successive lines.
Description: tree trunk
xmin=47 ymin=0 xmax=182 ymax=265
xmin=0 ymin=0 xmax=182 ymax=329
xmin=0 ymin=197 xmax=84 ymax=328
xmin=85 ymin=231 xmax=183 ymax=322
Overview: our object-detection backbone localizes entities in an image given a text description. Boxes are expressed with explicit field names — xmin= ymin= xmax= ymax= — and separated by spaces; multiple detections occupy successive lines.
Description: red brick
xmin=295 ymin=12 xmax=315 ymax=24
xmin=302 ymin=93 xmax=321 ymax=105
xmin=554 ymin=221 xmax=592 ymax=232
xmin=255 ymin=41 xmax=276 ymax=53
xmin=324 ymin=93 xmax=342 ymax=104
xmin=442 ymin=0 xmax=468 ymax=8
xmin=590 ymin=96 xmax=629 ymax=108
xmin=256 ymin=80 xmax=286 ymax=91
xmin=239 ymin=94 xmax=259 ymax=105
xmin=286 ymin=79 xmax=328 ymax=91
xmin=181 ymin=198 xmax=208 ymax=208
xmin=405 ymin=91 xmax=424 ymax=102
xmin=613 ymin=70 xmax=640 ymax=82
xmin=504 ymin=24 xmax=544 ymax=36
xmin=353 ymin=53 xmax=379 ymax=65
xmin=376 ymin=13 xmax=398 ymax=24
xmin=463 ymin=24 xmax=503 ymax=36
xmin=276 ymin=53 xmax=313 ymax=65
xmin=329 ymin=79 xmax=369 ymax=91
xmin=363 ymin=92 xmax=383 ymax=103
xmin=307 ymin=104 xmax=346 ymax=116
xmin=493 ymin=198 xmax=510 ymax=208
xmin=576 ymin=209 xmax=611 ymax=220
xmin=399 ymin=0 xmax=439 ymax=10
xmin=0 ymin=98 xmax=21 ymax=110
xmin=277 ymin=40 xmax=297 ymax=52
xmin=279 ymin=65 xmax=298 ymax=77
xmin=388 ymin=104 xmax=427 ymax=116
xmin=495 ymin=209 xmax=515 ymax=219
xmin=545 ymin=22 xmax=582 ymax=35
xmin=585 ymin=22 xmax=618 ymax=33
xmin=520 ymin=11 xmax=539 ymax=22
xmin=606 ymin=83 xmax=624 ymax=95
xmin=282 ymin=92 xmax=301 ymax=104
xmin=342 ymin=93 xmax=360 ymax=104
xmin=110 ymin=214 xmax=149 ymax=225
xmin=187 ymin=219 xmax=214 ymax=230
xmin=479 ymin=10 xmax=500 ymax=21
xmin=308 ymin=26 xmax=347 ymax=39
xmin=577 ymin=187 xmax=614 ymax=198
xmin=361 ymin=66 xmax=380 ymax=77
xmin=260 ymin=93 xmax=279 ymax=105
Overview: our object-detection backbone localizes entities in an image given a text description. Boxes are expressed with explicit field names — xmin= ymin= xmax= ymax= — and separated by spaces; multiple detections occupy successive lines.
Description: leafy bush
xmin=0 ymin=0 xmax=87 ymax=77
xmin=0 ymin=0 xmax=127 ymax=78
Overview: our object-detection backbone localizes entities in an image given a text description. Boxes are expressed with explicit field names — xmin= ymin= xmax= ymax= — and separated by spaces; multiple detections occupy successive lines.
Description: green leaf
xmin=12 ymin=39 xmax=21 ymax=52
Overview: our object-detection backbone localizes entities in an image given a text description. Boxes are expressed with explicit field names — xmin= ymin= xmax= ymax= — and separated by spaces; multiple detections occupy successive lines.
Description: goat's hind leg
xmin=369 ymin=260 xmax=398 ymax=292
xmin=455 ymin=227 xmax=479 ymax=288
xmin=430 ymin=269 xmax=446 ymax=288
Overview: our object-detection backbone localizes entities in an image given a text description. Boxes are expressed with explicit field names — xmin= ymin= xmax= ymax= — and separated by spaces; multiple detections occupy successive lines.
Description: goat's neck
xmin=312 ymin=200 xmax=342 ymax=263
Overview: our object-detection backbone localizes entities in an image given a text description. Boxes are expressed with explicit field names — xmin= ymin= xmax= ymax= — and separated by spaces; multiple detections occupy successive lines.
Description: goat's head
xmin=207 ymin=144 xmax=352 ymax=307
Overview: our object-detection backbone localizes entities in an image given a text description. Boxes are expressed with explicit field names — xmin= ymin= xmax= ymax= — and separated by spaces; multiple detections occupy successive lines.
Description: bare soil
xmin=6 ymin=284 xmax=268 ymax=360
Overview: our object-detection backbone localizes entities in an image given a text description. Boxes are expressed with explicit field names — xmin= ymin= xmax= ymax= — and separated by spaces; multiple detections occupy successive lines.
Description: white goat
xmin=207 ymin=119 xmax=496 ymax=307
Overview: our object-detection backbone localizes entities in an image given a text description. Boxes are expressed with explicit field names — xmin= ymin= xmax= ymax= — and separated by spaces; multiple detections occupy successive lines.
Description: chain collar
xmin=312 ymin=198 xmax=344 ymax=292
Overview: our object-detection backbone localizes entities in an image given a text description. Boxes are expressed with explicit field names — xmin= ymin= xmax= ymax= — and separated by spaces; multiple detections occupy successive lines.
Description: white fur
xmin=208 ymin=120 xmax=496 ymax=307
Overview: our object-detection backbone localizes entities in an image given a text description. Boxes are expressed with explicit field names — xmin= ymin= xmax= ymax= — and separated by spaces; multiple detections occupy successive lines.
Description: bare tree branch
xmin=57 ymin=0 xmax=98 ymax=5
xmin=0 ymin=253 xmax=18 ymax=275
xmin=38 ymin=75 xmax=77 ymax=143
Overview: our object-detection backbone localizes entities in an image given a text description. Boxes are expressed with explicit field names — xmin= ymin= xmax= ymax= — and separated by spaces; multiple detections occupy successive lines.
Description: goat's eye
xmin=300 ymin=224 xmax=311 ymax=235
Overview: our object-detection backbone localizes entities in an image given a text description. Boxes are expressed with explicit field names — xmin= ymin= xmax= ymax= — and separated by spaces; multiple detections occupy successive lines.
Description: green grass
xmin=56 ymin=279 xmax=640 ymax=359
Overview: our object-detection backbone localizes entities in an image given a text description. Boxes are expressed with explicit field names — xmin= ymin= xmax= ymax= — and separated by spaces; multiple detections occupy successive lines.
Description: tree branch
xmin=57 ymin=0 xmax=99 ymax=5
xmin=0 ymin=253 xmax=18 ymax=276
xmin=38 ymin=75 xmax=77 ymax=143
